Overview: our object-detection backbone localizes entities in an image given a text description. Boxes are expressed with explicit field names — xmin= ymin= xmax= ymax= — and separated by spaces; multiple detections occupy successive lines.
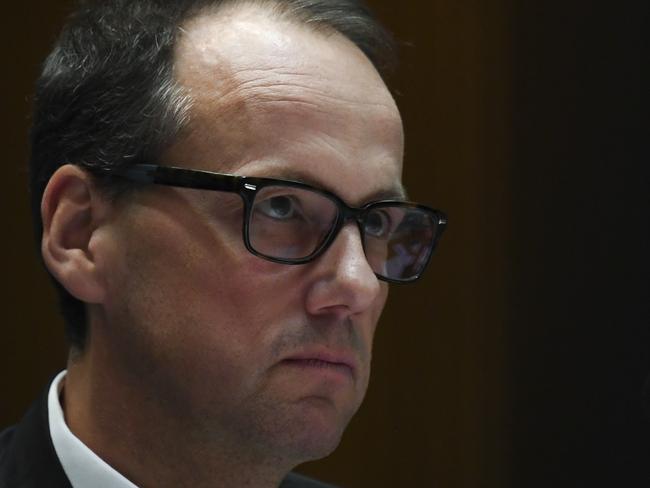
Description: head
xmin=30 ymin=0 xmax=397 ymax=350
xmin=34 ymin=0 xmax=412 ymax=470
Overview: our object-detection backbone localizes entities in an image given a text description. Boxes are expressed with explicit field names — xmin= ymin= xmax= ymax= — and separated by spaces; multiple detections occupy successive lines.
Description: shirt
xmin=48 ymin=370 xmax=138 ymax=488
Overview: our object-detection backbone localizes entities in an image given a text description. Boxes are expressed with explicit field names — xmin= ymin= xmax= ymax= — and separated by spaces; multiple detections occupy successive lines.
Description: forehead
xmin=177 ymin=6 xmax=390 ymax=101
xmin=166 ymin=5 xmax=405 ymax=203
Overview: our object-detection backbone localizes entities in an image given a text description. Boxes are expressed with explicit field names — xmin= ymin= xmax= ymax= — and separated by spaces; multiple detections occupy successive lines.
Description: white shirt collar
xmin=48 ymin=370 xmax=139 ymax=488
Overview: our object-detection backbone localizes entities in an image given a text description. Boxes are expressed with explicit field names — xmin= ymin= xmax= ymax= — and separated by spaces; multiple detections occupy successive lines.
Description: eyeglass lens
xmin=362 ymin=205 xmax=436 ymax=281
xmin=247 ymin=185 xmax=437 ymax=281
xmin=249 ymin=186 xmax=338 ymax=260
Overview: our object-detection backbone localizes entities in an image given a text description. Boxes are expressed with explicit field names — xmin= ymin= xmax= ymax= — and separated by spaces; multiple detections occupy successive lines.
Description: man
xmin=1 ymin=0 xmax=446 ymax=486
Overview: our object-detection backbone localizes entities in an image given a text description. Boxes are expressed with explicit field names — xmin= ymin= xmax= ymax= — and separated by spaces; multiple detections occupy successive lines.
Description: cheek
xmin=364 ymin=284 xmax=388 ymax=343
xmin=96 ymin=218 xmax=310 ymax=422
xmin=357 ymin=284 xmax=388 ymax=378
xmin=99 ymin=204 xmax=304 ymax=367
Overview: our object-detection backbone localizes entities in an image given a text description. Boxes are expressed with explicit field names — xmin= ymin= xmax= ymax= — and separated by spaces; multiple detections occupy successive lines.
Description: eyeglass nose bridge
xmin=318 ymin=205 xmax=372 ymax=260
xmin=342 ymin=206 xmax=371 ymax=239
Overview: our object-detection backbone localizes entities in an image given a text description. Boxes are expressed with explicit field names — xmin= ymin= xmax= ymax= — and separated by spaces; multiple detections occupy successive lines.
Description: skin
xmin=41 ymin=5 xmax=404 ymax=488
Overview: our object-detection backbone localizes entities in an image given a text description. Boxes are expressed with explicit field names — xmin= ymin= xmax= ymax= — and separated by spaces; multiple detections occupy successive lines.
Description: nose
xmin=304 ymin=222 xmax=384 ymax=319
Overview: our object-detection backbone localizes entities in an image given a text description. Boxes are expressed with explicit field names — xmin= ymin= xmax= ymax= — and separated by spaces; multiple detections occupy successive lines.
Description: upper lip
xmin=282 ymin=348 xmax=358 ymax=376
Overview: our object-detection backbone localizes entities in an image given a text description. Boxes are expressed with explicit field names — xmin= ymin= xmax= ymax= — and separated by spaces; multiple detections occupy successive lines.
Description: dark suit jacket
xmin=0 ymin=385 xmax=337 ymax=488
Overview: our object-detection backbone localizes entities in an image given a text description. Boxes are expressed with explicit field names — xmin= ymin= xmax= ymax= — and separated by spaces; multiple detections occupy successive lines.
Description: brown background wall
xmin=1 ymin=1 xmax=647 ymax=487
xmin=508 ymin=2 xmax=649 ymax=486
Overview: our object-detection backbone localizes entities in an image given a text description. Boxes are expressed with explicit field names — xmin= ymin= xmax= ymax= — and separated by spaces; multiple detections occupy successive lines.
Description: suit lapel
xmin=0 ymin=382 xmax=71 ymax=488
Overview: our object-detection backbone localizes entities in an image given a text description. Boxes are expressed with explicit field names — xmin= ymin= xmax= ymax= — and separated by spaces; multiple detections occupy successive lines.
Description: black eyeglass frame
xmin=112 ymin=164 xmax=448 ymax=283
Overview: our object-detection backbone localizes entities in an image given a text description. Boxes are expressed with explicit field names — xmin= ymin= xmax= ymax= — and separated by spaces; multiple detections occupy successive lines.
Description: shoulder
xmin=0 ymin=424 xmax=19 ymax=482
xmin=0 ymin=425 xmax=16 ymax=462
xmin=0 ymin=383 xmax=71 ymax=488
xmin=281 ymin=471 xmax=341 ymax=488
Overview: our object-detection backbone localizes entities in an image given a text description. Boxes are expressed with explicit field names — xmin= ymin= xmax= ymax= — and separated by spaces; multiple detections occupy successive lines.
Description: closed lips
xmin=281 ymin=351 xmax=356 ymax=377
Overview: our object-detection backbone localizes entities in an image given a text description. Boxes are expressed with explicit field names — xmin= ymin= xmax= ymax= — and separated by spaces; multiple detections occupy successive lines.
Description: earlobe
xmin=41 ymin=164 xmax=107 ymax=304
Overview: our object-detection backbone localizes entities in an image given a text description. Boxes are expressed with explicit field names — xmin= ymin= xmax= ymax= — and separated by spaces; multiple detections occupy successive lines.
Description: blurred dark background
xmin=1 ymin=1 xmax=648 ymax=487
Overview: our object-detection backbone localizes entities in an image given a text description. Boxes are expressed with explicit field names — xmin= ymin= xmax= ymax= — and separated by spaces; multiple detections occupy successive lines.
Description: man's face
xmin=93 ymin=7 xmax=404 ymax=464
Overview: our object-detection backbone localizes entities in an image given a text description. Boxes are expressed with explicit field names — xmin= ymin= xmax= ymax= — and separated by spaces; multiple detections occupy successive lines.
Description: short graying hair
xmin=29 ymin=0 xmax=397 ymax=350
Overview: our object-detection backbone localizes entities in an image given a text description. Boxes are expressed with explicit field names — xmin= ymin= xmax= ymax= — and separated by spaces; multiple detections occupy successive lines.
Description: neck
xmin=63 ymin=341 xmax=293 ymax=488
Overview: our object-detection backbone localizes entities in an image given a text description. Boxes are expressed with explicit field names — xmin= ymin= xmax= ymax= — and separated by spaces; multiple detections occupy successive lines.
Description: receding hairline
xmin=174 ymin=0 xmax=385 ymax=87
xmin=169 ymin=0 xmax=401 ymax=163
xmin=182 ymin=0 xmax=369 ymax=38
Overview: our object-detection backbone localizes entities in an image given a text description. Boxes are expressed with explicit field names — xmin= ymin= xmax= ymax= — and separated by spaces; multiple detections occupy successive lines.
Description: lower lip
xmin=281 ymin=358 xmax=354 ymax=380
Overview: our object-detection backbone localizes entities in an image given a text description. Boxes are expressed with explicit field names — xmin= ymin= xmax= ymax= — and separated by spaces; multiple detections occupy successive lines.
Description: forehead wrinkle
xmin=228 ymin=66 xmax=399 ymax=114
xmin=187 ymin=65 xmax=403 ymax=156
xmin=227 ymin=76 xmax=404 ymax=155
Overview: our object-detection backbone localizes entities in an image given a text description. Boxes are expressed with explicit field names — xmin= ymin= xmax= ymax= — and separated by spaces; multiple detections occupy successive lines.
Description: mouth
xmin=281 ymin=350 xmax=357 ymax=380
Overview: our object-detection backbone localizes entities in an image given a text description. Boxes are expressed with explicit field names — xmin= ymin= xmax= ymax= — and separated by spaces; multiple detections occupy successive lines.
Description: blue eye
xmin=364 ymin=210 xmax=392 ymax=238
xmin=257 ymin=195 xmax=298 ymax=220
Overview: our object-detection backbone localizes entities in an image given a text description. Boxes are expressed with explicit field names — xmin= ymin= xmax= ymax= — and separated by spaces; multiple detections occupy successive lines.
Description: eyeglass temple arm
xmin=115 ymin=164 xmax=240 ymax=193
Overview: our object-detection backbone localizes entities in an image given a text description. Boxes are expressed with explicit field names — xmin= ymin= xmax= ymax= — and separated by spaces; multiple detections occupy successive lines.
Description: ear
xmin=41 ymin=164 xmax=109 ymax=304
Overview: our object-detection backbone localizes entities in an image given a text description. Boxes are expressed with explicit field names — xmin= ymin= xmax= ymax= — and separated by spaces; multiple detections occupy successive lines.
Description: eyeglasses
xmin=112 ymin=164 xmax=447 ymax=283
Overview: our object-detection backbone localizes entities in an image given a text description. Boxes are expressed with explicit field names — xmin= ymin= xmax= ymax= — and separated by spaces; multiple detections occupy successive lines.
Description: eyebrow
xmin=260 ymin=168 xmax=409 ymax=205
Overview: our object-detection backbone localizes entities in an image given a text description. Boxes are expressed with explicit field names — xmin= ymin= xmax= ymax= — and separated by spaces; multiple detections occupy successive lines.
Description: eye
xmin=256 ymin=195 xmax=300 ymax=220
xmin=364 ymin=210 xmax=392 ymax=238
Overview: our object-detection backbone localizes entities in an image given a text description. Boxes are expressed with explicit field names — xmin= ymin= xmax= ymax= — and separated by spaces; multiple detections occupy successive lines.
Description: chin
xmin=286 ymin=425 xmax=345 ymax=463
xmin=278 ymin=396 xmax=355 ymax=462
